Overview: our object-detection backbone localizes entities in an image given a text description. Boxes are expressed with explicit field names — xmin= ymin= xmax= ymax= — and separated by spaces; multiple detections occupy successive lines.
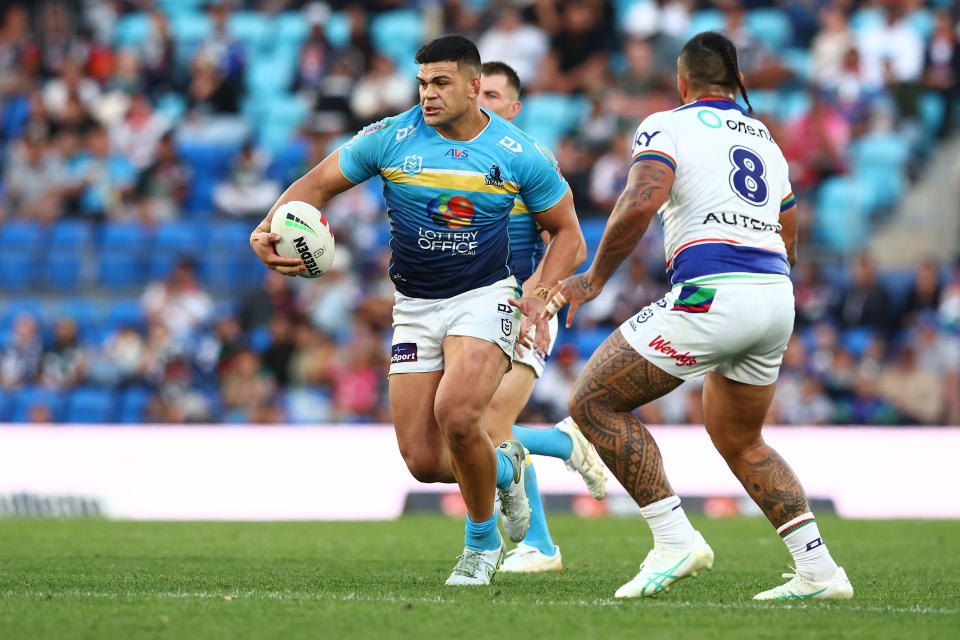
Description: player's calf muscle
xmin=728 ymin=443 xmax=809 ymax=527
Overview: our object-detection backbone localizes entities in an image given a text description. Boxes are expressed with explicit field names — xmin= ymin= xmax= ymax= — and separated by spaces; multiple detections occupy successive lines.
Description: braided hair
xmin=678 ymin=31 xmax=753 ymax=113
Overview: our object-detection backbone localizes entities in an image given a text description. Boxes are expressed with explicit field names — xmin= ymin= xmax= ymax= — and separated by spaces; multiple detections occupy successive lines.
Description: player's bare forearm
xmin=524 ymin=226 xmax=587 ymax=296
xmin=779 ymin=205 xmax=798 ymax=267
xmin=254 ymin=149 xmax=355 ymax=233
xmin=533 ymin=189 xmax=584 ymax=291
xmin=585 ymin=159 xmax=673 ymax=287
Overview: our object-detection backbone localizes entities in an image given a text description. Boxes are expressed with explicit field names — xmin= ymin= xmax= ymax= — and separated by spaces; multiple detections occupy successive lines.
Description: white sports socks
xmin=777 ymin=512 xmax=839 ymax=583
xmin=640 ymin=495 xmax=698 ymax=551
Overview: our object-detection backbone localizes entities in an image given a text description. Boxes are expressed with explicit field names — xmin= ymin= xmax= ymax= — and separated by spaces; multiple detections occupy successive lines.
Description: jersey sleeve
xmin=337 ymin=118 xmax=391 ymax=184
xmin=779 ymin=173 xmax=797 ymax=213
xmin=515 ymin=141 xmax=569 ymax=213
xmin=631 ymin=112 xmax=677 ymax=173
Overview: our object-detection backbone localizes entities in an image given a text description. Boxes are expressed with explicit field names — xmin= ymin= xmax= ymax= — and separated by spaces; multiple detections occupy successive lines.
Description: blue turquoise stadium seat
xmin=0 ymin=298 xmax=44 ymax=338
xmin=370 ymin=10 xmax=424 ymax=69
xmin=849 ymin=8 xmax=884 ymax=34
xmin=781 ymin=49 xmax=812 ymax=83
xmin=0 ymin=388 xmax=13 ymax=421
xmin=266 ymin=140 xmax=308 ymax=183
xmin=178 ymin=142 xmax=237 ymax=215
xmin=849 ymin=133 xmax=909 ymax=212
xmin=325 ymin=11 xmax=350 ymax=49
xmin=105 ymin=298 xmax=146 ymax=334
xmin=814 ymin=176 xmax=869 ymax=252
xmin=114 ymin=12 xmax=152 ymax=48
xmin=65 ymin=387 xmax=116 ymax=424
xmin=778 ymin=89 xmax=812 ymax=121
xmin=687 ymin=9 xmax=725 ymax=39
xmin=906 ymin=9 xmax=934 ymax=41
xmin=228 ymin=11 xmax=268 ymax=50
xmin=149 ymin=221 xmax=207 ymax=279
xmin=570 ymin=327 xmax=611 ymax=357
xmin=841 ymin=327 xmax=875 ymax=358
xmin=55 ymin=298 xmax=99 ymax=342
xmin=0 ymin=222 xmax=45 ymax=291
xmin=252 ymin=94 xmax=308 ymax=149
xmin=746 ymin=9 xmax=793 ymax=49
xmin=200 ymin=221 xmax=262 ymax=290
xmin=273 ymin=12 xmax=309 ymax=49
xmin=46 ymin=221 xmax=93 ymax=291
xmin=577 ymin=218 xmax=607 ymax=274
xmin=515 ymin=94 xmax=589 ymax=150
xmin=98 ymin=223 xmax=153 ymax=290
xmin=878 ymin=270 xmax=915 ymax=312
xmin=246 ymin=53 xmax=296 ymax=97
xmin=12 ymin=387 xmax=66 ymax=423
xmin=119 ymin=386 xmax=153 ymax=424
xmin=919 ymin=92 xmax=945 ymax=141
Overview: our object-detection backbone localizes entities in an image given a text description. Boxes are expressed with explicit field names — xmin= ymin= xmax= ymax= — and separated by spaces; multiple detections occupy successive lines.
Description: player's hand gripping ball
xmin=269 ymin=201 xmax=336 ymax=278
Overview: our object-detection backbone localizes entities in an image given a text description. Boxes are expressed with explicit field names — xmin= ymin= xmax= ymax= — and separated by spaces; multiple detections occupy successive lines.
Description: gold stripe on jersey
xmin=510 ymin=198 xmax=529 ymax=215
xmin=380 ymin=168 xmax=521 ymax=194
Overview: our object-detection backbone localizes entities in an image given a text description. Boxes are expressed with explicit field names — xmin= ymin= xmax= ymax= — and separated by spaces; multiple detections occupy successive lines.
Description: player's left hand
xmin=508 ymin=296 xmax=550 ymax=355
xmin=544 ymin=273 xmax=603 ymax=328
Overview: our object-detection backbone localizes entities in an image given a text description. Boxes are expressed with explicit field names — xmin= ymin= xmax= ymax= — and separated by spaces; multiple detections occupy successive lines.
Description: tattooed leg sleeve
xmin=568 ymin=329 xmax=684 ymax=507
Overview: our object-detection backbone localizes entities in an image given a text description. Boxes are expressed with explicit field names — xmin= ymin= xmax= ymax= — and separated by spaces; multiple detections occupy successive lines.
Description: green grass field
xmin=1 ymin=516 xmax=957 ymax=639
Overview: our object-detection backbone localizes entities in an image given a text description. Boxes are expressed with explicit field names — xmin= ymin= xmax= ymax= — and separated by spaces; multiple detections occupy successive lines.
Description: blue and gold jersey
xmin=338 ymin=106 xmax=567 ymax=299
xmin=507 ymin=198 xmax=545 ymax=283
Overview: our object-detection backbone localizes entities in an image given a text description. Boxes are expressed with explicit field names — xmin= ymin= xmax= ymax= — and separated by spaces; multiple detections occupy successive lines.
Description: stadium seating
xmin=46 ymin=221 xmax=93 ymax=291
xmin=746 ymin=8 xmax=794 ymax=50
xmin=118 ymin=386 xmax=152 ymax=424
xmin=98 ymin=223 xmax=153 ymax=290
xmin=815 ymin=176 xmax=870 ymax=253
xmin=0 ymin=222 xmax=44 ymax=291
xmin=11 ymin=387 xmax=66 ymax=422
xmin=64 ymin=387 xmax=116 ymax=424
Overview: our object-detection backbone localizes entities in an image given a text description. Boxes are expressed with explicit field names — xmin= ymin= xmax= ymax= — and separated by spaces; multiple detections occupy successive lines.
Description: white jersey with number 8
xmin=631 ymin=97 xmax=795 ymax=287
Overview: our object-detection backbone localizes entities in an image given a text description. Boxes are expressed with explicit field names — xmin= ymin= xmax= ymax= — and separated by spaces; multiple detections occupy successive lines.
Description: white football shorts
xmin=390 ymin=276 xmax=521 ymax=375
xmin=512 ymin=314 xmax=559 ymax=378
xmin=618 ymin=278 xmax=795 ymax=386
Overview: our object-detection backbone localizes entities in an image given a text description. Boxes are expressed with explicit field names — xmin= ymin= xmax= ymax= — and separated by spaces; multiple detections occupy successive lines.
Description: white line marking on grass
xmin=5 ymin=591 xmax=958 ymax=617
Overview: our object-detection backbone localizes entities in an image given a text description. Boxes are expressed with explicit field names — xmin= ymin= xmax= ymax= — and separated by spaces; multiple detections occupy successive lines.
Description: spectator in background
xmin=837 ymin=367 xmax=899 ymax=425
xmin=90 ymin=324 xmax=145 ymax=388
xmin=42 ymin=59 xmax=100 ymax=124
xmin=141 ymin=259 xmax=214 ymax=339
xmin=195 ymin=313 xmax=245 ymax=382
xmin=536 ymin=0 xmax=609 ymax=94
xmin=923 ymin=10 xmax=960 ymax=137
xmin=261 ymin=315 xmax=296 ymax=389
xmin=834 ymin=254 xmax=892 ymax=334
xmin=110 ymin=92 xmax=170 ymax=171
xmin=305 ymin=249 xmax=359 ymax=339
xmin=142 ymin=10 xmax=176 ymax=96
xmin=349 ymin=53 xmax=415 ymax=124
xmin=810 ymin=4 xmax=855 ymax=86
xmin=856 ymin=3 xmax=924 ymax=91
xmin=327 ymin=325 xmax=383 ymax=421
xmin=903 ymin=259 xmax=943 ymax=326
xmin=878 ymin=344 xmax=944 ymax=425
xmin=221 ymin=348 xmax=276 ymax=423
xmin=532 ymin=343 xmax=581 ymax=422
xmin=3 ymin=128 xmax=67 ymax=220
xmin=589 ymin=131 xmax=630 ymax=212
xmin=40 ymin=318 xmax=88 ymax=390
xmin=213 ymin=143 xmax=281 ymax=217
xmin=134 ymin=131 xmax=191 ymax=222
xmin=240 ymin=270 xmax=300 ymax=331
xmin=607 ymin=37 xmax=674 ymax=128
xmin=294 ymin=7 xmax=333 ymax=100
xmin=147 ymin=358 xmax=211 ymax=423
xmin=718 ymin=0 xmax=792 ymax=89
xmin=0 ymin=314 xmax=43 ymax=389
xmin=105 ymin=49 xmax=144 ymax=96
xmin=784 ymin=90 xmax=850 ymax=192
xmin=65 ymin=123 xmax=136 ymax=219
xmin=477 ymin=6 xmax=549 ymax=86
xmin=793 ymin=261 xmax=834 ymax=327
xmin=186 ymin=51 xmax=241 ymax=116
xmin=199 ymin=0 xmax=247 ymax=84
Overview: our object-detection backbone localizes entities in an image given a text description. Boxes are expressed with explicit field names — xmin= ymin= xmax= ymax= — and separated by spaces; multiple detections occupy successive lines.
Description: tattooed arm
xmin=548 ymin=159 xmax=674 ymax=326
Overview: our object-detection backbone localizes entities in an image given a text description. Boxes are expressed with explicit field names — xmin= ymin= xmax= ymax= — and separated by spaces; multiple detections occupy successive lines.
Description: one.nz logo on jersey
xmin=427 ymin=193 xmax=475 ymax=228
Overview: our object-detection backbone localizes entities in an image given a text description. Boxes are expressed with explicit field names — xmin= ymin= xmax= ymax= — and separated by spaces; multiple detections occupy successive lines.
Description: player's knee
xmin=568 ymin=383 xmax=601 ymax=441
xmin=710 ymin=429 xmax=763 ymax=461
xmin=434 ymin=399 xmax=482 ymax=446
xmin=402 ymin=452 xmax=446 ymax=483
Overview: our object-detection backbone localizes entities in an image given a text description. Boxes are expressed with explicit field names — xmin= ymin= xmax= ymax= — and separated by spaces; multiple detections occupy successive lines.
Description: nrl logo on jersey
xmin=402 ymin=155 xmax=423 ymax=175
xmin=485 ymin=164 xmax=504 ymax=187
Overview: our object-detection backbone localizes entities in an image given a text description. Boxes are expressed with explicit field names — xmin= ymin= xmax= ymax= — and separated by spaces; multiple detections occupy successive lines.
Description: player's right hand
xmin=544 ymin=273 xmax=603 ymax=328
xmin=250 ymin=230 xmax=305 ymax=276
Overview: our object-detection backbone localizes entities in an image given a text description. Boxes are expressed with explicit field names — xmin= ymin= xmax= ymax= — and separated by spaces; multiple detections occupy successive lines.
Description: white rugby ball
xmin=270 ymin=201 xmax=335 ymax=278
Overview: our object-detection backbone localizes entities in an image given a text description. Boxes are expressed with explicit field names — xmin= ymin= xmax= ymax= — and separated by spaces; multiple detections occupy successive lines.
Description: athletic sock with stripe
xmin=639 ymin=495 xmax=697 ymax=552
xmin=777 ymin=512 xmax=839 ymax=583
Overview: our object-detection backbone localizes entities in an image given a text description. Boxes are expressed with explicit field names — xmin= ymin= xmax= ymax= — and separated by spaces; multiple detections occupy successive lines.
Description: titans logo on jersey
xmin=339 ymin=106 xmax=567 ymax=299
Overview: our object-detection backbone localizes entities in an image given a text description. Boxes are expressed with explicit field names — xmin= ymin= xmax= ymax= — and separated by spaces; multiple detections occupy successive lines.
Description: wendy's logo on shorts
xmin=427 ymin=194 xmax=475 ymax=228
xmin=649 ymin=334 xmax=697 ymax=367
xmin=391 ymin=342 xmax=418 ymax=364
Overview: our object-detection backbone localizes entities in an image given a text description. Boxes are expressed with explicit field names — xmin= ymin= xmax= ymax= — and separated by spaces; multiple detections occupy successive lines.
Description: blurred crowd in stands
xmin=0 ymin=0 xmax=958 ymax=425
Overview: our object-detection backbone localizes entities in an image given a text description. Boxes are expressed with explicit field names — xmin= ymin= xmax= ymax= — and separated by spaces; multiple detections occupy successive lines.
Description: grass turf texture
xmin=1 ymin=516 xmax=957 ymax=639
